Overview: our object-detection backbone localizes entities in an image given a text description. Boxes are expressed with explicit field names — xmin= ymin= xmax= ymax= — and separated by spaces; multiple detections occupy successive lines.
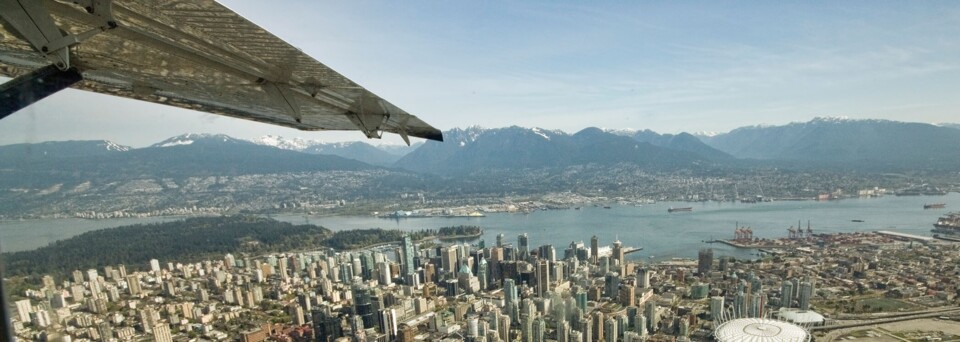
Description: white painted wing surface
xmin=0 ymin=0 xmax=442 ymax=142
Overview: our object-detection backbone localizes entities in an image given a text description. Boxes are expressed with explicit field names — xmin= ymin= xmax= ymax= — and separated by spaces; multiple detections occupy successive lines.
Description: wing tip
xmin=422 ymin=130 xmax=444 ymax=142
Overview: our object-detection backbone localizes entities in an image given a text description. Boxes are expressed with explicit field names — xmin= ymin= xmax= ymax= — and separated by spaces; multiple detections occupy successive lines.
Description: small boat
xmin=924 ymin=203 xmax=946 ymax=209
xmin=851 ymin=219 xmax=864 ymax=223
xmin=668 ymin=207 xmax=693 ymax=213
xmin=603 ymin=206 xmax=612 ymax=209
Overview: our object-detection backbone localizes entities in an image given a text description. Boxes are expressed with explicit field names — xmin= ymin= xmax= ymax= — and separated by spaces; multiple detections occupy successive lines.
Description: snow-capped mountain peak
xmin=530 ymin=127 xmax=552 ymax=140
xmin=150 ymin=133 xmax=245 ymax=148
xmin=250 ymin=135 xmax=323 ymax=151
xmin=692 ymin=131 xmax=719 ymax=138
xmin=102 ymin=141 xmax=130 ymax=151
xmin=602 ymin=128 xmax=638 ymax=136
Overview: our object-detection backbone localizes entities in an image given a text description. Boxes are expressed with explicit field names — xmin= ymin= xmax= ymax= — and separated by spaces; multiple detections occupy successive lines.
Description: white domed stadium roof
xmin=714 ymin=318 xmax=810 ymax=342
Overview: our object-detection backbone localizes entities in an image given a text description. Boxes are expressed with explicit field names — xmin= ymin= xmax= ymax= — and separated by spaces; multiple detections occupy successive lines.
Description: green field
xmin=856 ymin=297 xmax=920 ymax=312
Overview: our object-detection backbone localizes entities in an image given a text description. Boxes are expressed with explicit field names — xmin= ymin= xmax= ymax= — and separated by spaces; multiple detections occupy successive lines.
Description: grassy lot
xmin=857 ymin=297 xmax=921 ymax=312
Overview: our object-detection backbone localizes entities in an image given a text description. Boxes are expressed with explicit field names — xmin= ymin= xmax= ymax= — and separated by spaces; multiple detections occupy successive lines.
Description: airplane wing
xmin=0 ymin=0 xmax=442 ymax=142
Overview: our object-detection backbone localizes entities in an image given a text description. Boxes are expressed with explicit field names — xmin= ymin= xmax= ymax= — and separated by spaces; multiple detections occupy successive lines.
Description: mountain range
xmin=393 ymin=126 xmax=728 ymax=175
xmin=2 ymin=118 xmax=959 ymax=185
xmin=699 ymin=117 xmax=960 ymax=169
xmin=1 ymin=117 xmax=959 ymax=217
xmin=250 ymin=135 xmax=420 ymax=166
xmin=0 ymin=134 xmax=375 ymax=189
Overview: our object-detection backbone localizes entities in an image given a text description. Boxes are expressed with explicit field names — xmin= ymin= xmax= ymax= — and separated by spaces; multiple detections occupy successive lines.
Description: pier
xmin=875 ymin=230 xmax=934 ymax=242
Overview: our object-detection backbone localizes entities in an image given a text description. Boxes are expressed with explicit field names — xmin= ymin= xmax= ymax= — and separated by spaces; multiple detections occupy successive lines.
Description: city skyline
xmin=3 ymin=1 xmax=960 ymax=146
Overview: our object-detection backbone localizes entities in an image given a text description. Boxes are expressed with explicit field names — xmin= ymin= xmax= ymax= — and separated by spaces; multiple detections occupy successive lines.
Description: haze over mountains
xmin=2 ymin=118 xmax=959 ymax=181
xmin=2 ymin=117 xmax=958 ymax=217
xmin=699 ymin=117 xmax=960 ymax=169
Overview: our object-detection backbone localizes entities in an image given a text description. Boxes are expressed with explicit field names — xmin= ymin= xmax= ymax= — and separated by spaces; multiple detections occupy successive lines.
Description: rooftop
xmin=715 ymin=318 xmax=811 ymax=342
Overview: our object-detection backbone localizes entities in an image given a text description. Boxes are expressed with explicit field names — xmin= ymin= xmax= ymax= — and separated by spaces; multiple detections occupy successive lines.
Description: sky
xmin=2 ymin=1 xmax=960 ymax=147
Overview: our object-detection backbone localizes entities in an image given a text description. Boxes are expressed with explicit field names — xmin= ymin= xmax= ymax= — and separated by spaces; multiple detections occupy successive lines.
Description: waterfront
xmin=1 ymin=193 xmax=956 ymax=260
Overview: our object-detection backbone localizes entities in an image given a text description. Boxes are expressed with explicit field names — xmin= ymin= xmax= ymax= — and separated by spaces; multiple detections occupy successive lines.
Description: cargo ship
xmin=932 ymin=213 xmax=960 ymax=236
xmin=668 ymin=207 xmax=693 ymax=213
xmin=924 ymin=203 xmax=946 ymax=209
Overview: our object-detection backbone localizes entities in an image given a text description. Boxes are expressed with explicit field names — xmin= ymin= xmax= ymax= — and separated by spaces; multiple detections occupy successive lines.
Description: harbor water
xmin=3 ymin=193 xmax=955 ymax=261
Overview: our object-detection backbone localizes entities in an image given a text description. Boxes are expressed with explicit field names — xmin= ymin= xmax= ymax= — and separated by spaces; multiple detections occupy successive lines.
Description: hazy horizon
xmin=0 ymin=116 xmax=957 ymax=148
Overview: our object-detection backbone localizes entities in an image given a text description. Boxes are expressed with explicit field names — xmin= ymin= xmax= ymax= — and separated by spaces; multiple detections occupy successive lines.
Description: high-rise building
xmin=611 ymin=239 xmax=624 ymax=266
xmin=533 ymin=317 xmax=546 ymax=342
xmin=290 ymin=304 xmax=306 ymax=326
xmin=604 ymin=317 xmax=618 ymax=342
xmin=97 ymin=321 xmax=113 ymax=342
xmin=401 ymin=235 xmax=416 ymax=277
xmin=497 ymin=233 xmax=505 ymax=247
xmin=604 ymin=272 xmax=621 ymax=299
xmin=224 ymin=253 xmax=235 ymax=269
xmin=478 ymin=257 xmax=489 ymax=290
xmin=441 ymin=246 xmax=458 ymax=276
xmin=619 ymin=285 xmax=636 ymax=307
xmin=139 ymin=307 xmax=158 ymax=333
xmin=644 ymin=302 xmax=659 ymax=334
xmin=378 ymin=308 xmax=398 ymax=339
xmin=498 ymin=313 xmax=511 ymax=341
xmin=580 ymin=317 xmax=592 ymax=342
xmin=558 ymin=320 xmax=571 ymax=342
xmin=359 ymin=252 xmax=374 ymax=281
xmin=378 ymin=261 xmax=393 ymax=286
xmin=798 ymin=281 xmax=813 ymax=311
xmin=153 ymin=322 xmax=173 ymax=342
xmin=537 ymin=260 xmax=551 ymax=297
xmin=398 ymin=323 xmax=417 ymax=342
xmin=51 ymin=293 xmax=67 ymax=308
xmin=467 ymin=315 xmax=480 ymax=339
xmin=521 ymin=314 xmax=533 ymax=342
xmin=86 ymin=269 xmax=99 ymax=282
xmin=504 ymin=278 xmax=518 ymax=309
xmin=734 ymin=291 xmax=747 ymax=319
xmin=748 ymin=292 xmax=765 ymax=318
xmin=678 ymin=317 xmax=690 ymax=337
xmin=710 ymin=296 xmax=725 ymax=322
xmin=518 ymin=234 xmax=530 ymax=260
xmin=15 ymin=299 xmax=31 ymax=323
xmin=41 ymin=275 xmax=55 ymax=290
xmin=353 ymin=284 xmax=377 ymax=329
xmin=592 ymin=311 xmax=605 ymax=342
xmin=636 ymin=314 xmax=647 ymax=337
xmin=314 ymin=307 xmax=343 ymax=342
xmin=339 ymin=263 xmax=354 ymax=284
xmin=540 ymin=244 xmax=557 ymax=262
xmin=698 ymin=248 xmax=713 ymax=275
xmin=590 ymin=236 xmax=600 ymax=264
xmin=149 ymin=259 xmax=161 ymax=273
xmin=781 ymin=280 xmax=795 ymax=308
xmin=575 ymin=288 xmax=588 ymax=313
xmin=553 ymin=262 xmax=565 ymax=285
xmin=126 ymin=275 xmax=141 ymax=296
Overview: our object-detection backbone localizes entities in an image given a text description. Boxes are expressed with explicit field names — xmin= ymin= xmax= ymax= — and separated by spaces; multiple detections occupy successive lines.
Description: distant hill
xmin=937 ymin=123 xmax=960 ymax=130
xmin=2 ymin=216 xmax=332 ymax=276
xmin=302 ymin=142 xmax=403 ymax=167
xmin=0 ymin=140 xmax=130 ymax=162
xmin=609 ymin=129 xmax=732 ymax=160
xmin=700 ymin=117 xmax=960 ymax=169
xmin=249 ymin=135 xmax=418 ymax=166
xmin=0 ymin=133 xmax=378 ymax=188
xmin=394 ymin=126 xmax=706 ymax=175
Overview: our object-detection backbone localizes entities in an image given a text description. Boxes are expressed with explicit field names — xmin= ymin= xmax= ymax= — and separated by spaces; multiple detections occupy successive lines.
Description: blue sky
xmin=2 ymin=1 xmax=959 ymax=146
